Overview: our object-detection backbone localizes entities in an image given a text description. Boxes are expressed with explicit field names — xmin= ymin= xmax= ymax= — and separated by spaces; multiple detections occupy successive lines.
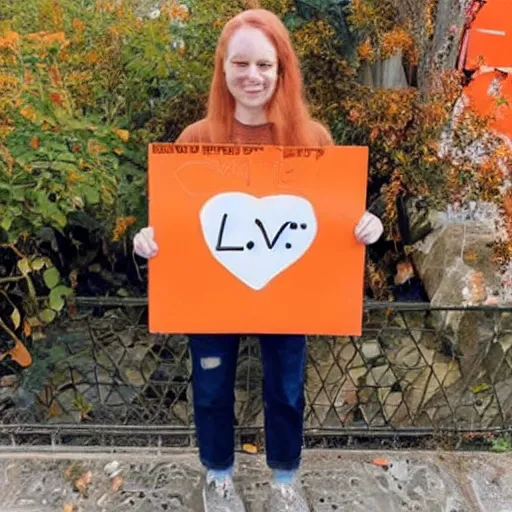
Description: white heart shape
xmin=199 ymin=192 xmax=317 ymax=290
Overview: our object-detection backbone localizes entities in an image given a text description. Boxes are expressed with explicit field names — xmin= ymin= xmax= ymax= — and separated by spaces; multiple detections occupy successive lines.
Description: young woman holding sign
xmin=134 ymin=9 xmax=383 ymax=512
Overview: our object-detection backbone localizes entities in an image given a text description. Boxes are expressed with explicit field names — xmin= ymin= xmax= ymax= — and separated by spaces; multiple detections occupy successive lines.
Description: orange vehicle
xmin=458 ymin=0 xmax=512 ymax=138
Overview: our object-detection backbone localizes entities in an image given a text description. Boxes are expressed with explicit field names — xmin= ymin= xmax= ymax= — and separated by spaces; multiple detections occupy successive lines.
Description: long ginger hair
xmin=206 ymin=9 xmax=316 ymax=146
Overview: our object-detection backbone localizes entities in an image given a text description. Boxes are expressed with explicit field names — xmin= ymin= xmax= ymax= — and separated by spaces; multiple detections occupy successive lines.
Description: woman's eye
xmin=234 ymin=61 xmax=248 ymax=67
xmin=259 ymin=63 xmax=272 ymax=69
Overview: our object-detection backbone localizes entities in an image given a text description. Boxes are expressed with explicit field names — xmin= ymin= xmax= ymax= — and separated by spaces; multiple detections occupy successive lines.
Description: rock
xmin=413 ymin=214 xmax=505 ymax=306
xmin=381 ymin=391 xmax=404 ymax=422
xmin=104 ymin=461 xmax=122 ymax=478
xmin=0 ymin=374 xmax=18 ymax=406
xmin=305 ymin=337 xmax=361 ymax=427
xmin=367 ymin=364 xmax=397 ymax=388
xmin=0 ymin=374 xmax=18 ymax=388
xmin=348 ymin=366 xmax=367 ymax=386
xmin=339 ymin=341 xmax=357 ymax=363
xmin=361 ymin=341 xmax=382 ymax=361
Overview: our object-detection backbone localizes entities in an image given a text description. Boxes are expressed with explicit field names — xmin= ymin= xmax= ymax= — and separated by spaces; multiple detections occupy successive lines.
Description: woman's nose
xmin=246 ymin=64 xmax=260 ymax=79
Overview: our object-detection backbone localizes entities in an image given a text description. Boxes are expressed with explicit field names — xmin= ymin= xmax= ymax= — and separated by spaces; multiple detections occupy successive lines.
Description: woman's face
xmin=223 ymin=26 xmax=278 ymax=115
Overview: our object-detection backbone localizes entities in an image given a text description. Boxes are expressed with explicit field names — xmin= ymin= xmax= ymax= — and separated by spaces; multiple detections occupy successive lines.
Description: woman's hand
xmin=354 ymin=211 xmax=383 ymax=245
xmin=133 ymin=226 xmax=159 ymax=259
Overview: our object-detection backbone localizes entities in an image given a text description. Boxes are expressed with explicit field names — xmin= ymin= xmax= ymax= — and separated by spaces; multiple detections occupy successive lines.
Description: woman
xmin=134 ymin=8 xmax=383 ymax=512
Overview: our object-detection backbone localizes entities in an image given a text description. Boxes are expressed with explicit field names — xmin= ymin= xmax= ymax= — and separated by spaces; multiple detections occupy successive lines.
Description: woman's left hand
xmin=355 ymin=211 xmax=384 ymax=245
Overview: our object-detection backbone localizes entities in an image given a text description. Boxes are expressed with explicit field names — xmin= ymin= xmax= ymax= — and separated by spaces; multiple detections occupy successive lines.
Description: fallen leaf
xmin=64 ymin=463 xmax=84 ymax=481
xmin=47 ymin=400 xmax=63 ymax=419
xmin=371 ymin=458 xmax=390 ymax=467
xmin=63 ymin=503 xmax=74 ymax=512
xmin=0 ymin=338 xmax=33 ymax=368
xmin=111 ymin=474 xmax=123 ymax=492
xmin=463 ymin=249 xmax=479 ymax=263
xmin=74 ymin=471 xmax=93 ymax=497
xmin=23 ymin=319 xmax=32 ymax=337
xmin=242 ymin=443 xmax=258 ymax=454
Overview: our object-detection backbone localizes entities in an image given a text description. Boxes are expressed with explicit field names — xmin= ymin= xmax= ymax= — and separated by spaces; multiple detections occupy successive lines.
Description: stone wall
xmin=2 ymin=306 xmax=512 ymax=431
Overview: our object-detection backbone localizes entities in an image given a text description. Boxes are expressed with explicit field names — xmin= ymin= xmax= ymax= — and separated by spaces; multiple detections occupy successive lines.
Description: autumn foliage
xmin=0 ymin=0 xmax=511 ymax=349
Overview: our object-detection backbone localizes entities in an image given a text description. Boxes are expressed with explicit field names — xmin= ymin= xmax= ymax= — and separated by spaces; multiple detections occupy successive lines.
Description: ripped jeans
xmin=189 ymin=334 xmax=307 ymax=471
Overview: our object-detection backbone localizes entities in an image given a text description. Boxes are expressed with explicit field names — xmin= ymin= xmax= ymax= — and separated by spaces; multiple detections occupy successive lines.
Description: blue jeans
xmin=189 ymin=334 xmax=307 ymax=471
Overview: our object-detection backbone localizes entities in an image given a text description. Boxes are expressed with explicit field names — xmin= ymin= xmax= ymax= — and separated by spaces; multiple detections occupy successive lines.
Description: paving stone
xmin=0 ymin=450 xmax=509 ymax=511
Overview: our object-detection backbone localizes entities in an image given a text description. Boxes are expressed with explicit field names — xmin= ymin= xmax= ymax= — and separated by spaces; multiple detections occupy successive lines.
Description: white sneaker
xmin=202 ymin=474 xmax=246 ymax=512
xmin=264 ymin=479 xmax=310 ymax=512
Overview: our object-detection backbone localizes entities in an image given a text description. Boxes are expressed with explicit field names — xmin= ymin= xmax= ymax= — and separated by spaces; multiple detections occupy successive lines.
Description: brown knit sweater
xmin=176 ymin=118 xmax=334 ymax=146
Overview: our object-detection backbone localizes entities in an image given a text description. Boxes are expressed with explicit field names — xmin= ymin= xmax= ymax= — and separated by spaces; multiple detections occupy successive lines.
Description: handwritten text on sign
xmin=148 ymin=143 xmax=369 ymax=335
xmin=201 ymin=192 xmax=317 ymax=290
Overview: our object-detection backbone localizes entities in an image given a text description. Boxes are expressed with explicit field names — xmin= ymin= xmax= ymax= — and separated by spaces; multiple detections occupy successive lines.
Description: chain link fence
xmin=1 ymin=300 xmax=512 ymax=449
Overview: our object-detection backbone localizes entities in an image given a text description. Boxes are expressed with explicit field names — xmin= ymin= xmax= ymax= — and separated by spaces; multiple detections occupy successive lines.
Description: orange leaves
xmin=381 ymin=28 xmax=418 ymax=63
xmin=48 ymin=65 xmax=61 ymax=85
xmin=162 ymin=1 xmax=190 ymax=21
xmin=87 ymin=139 xmax=107 ymax=155
xmin=349 ymin=2 xmax=418 ymax=63
xmin=503 ymin=189 xmax=512 ymax=218
xmin=112 ymin=216 xmax=136 ymax=241
xmin=0 ymin=30 xmax=20 ymax=50
xmin=384 ymin=171 xmax=403 ymax=241
xmin=67 ymin=171 xmax=82 ymax=185
xmin=49 ymin=92 xmax=64 ymax=106
xmin=0 ymin=337 xmax=32 ymax=368
xmin=348 ymin=0 xmax=378 ymax=30
xmin=371 ymin=458 xmax=390 ymax=467
xmin=394 ymin=260 xmax=414 ymax=285
xmin=85 ymin=51 xmax=100 ymax=65
xmin=8 ymin=338 xmax=32 ymax=367
xmin=25 ymin=31 xmax=68 ymax=46
xmin=29 ymin=136 xmax=40 ymax=149
xmin=348 ymin=109 xmax=361 ymax=123
xmin=357 ymin=39 xmax=375 ymax=62
xmin=292 ymin=19 xmax=336 ymax=58
xmin=112 ymin=127 xmax=129 ymax=142
xmin=21 ymin=31 xmax=70 ymax=61
xmin=72 ymin=19 xmax=85 ymax=33
xmin=19 ymin=105 xmax=38 ymax=122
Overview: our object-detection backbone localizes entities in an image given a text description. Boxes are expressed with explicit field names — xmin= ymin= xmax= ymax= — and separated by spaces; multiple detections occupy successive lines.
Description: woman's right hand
xmin=133 ymin=226 xmax=159 ymax=259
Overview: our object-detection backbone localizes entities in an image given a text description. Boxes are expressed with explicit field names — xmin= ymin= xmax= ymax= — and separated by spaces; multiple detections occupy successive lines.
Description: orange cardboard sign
xmin=464 ymin=71 xmax=512 ymax=138
xmin=148 ymin=143 xmax=368 ymax=335
xmin=466 ymin=0 xmax=512 ymax=69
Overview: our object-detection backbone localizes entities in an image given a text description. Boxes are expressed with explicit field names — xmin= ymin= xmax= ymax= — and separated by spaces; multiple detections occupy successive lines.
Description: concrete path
xmin=0 ymin=449 xmax=511 ymax=511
